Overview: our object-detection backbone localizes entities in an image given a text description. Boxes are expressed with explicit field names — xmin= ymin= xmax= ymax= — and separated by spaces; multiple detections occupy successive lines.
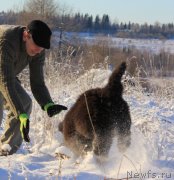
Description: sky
xmin=0 ymin=0 xmax=174 ymax=24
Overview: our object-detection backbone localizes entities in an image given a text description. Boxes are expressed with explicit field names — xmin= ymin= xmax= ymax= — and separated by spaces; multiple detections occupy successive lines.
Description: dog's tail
xmin=104 ymin=62 xmax=126 ymax=96
xmin=108 ymin=61 xmax=126 ymax=84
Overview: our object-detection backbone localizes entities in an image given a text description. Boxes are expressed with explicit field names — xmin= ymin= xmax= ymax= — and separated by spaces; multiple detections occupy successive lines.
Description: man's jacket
xmin=0 ymin=25 xmax=52 ymax=118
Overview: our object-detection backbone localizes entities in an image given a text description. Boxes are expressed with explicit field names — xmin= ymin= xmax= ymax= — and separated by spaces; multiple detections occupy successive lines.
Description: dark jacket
xmin=0 ymin=25 xmax=52 ymax=118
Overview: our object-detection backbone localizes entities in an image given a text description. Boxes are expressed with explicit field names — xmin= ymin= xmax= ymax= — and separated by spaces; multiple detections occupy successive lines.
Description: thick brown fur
xmin=59 ymin=62 xmax=131 ymax=158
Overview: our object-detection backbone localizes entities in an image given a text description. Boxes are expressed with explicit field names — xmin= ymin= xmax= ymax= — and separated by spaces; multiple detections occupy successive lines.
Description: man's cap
xmin=27 ymin=20 xmax=52 ymax=49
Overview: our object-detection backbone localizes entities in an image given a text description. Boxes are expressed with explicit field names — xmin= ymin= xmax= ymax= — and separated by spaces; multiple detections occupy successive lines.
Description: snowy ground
xmin=87 ymin=36 xmax=174 ymax=54
xmin=53 ymin=31 xmax=174 ymax=54
xmin=0 ymin=67 xmax=174 ymax=180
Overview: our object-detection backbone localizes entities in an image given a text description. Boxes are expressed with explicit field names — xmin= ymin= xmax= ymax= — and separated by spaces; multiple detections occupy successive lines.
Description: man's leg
xmin=0 ymin=80 xmax=32 ymax=155
xmin=0 ymin=93 xmax=3 ymax=128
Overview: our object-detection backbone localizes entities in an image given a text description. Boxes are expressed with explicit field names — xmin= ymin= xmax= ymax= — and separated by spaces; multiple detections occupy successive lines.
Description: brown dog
xmin=59 ymin=62 xmax=131 ymax=158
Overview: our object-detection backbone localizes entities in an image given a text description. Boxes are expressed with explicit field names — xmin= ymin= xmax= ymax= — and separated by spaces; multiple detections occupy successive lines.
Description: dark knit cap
xmin=27 ymin=20 xmax=52 ymax=49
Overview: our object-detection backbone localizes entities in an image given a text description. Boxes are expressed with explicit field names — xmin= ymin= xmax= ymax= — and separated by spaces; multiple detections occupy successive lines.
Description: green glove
xmin=19 ymin=113 xmax=30 ymax=142
xmin=44 ymin=102 xmax=67 ymax=117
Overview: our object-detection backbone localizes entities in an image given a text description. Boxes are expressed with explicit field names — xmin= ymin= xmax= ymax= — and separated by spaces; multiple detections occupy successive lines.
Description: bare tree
xmin=24 ymin=0 xmax=59 ymax=21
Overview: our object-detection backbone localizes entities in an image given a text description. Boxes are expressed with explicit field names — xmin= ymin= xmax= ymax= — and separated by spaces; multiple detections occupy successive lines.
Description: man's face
xmin=24 ymin=31 xmax=44 ymax=56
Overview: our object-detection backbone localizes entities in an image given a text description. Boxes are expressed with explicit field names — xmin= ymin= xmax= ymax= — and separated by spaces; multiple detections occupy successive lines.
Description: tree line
xmin=57 ymin=13 xmax=174 ymax=39
xmin=0 ymin=0 xmax=174 ymax=39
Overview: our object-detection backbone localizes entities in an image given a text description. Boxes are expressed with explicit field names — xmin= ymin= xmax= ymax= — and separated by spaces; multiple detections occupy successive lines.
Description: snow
xmin=0 ymin=67 xmax=174 ymax=179
xmin=53 ymin=31 xmax=174 ymax=55
xmin=1 ymin=144 xmax=12 ymax=152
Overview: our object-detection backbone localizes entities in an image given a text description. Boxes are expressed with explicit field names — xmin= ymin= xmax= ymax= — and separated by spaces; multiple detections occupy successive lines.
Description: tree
xmin=94 ymin=15 xmax=101 ymax=32
xmin=86 ymin=15 xmax=93 ymax=31
xmin=101 ymin=14 xmax=110 ymax=32
xmin=24 ymin=0 xmax=59 ymax=22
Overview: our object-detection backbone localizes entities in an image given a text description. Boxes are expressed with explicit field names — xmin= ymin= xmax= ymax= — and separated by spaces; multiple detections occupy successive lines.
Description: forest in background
xmin=1 ymin=0 xmax=174 ymax=79
xmin=0 ymin=0 xmax=174 ymax=39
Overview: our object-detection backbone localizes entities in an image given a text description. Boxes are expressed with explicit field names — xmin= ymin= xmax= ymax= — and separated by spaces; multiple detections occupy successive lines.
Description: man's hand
xmin=19 ymin=114 xmax=30 ymax=142
xmin=44 ymin=103 xmax=67 ymax=117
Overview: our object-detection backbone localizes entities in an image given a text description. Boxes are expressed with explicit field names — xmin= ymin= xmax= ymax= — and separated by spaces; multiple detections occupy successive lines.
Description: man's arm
xmin=0 ymin=41 xmax=26 ymax=118
xmin=29 ymin=50 xmax=53 ymax=108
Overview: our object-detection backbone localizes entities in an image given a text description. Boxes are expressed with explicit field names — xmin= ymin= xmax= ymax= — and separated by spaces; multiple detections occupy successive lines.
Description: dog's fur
xmin=59 ymin=62 xmax=131 ymax=158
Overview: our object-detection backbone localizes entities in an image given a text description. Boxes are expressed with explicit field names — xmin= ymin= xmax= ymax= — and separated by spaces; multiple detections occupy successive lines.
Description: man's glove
xmin=19 ymin=113 xmax=30 ymax=142
xmin=44 ymin=103 xmax=67 ymax=117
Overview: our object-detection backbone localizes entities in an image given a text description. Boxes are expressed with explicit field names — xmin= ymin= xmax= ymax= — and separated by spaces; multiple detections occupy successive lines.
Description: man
xmin=0 ymin=20 xmax=67 ymax=155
